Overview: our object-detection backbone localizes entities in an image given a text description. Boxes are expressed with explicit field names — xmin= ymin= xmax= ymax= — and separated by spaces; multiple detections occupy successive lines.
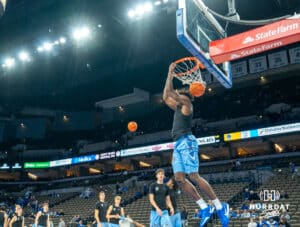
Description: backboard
xmin=176 ymin=0 xmax=233 ymax=88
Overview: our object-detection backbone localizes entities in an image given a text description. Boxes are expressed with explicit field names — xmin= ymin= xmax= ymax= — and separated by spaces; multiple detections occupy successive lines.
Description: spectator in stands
xmin=180 ymin=206 xmax=188 ymax=227
xmin=166 ymin=177 xmax=181 ymax=227
xmin=148 ymin=169 xmax=173 ymax=227
xmin=244 ymin=188 xmax=250 ymax=200
xmin=163 ymin=66 xmax=229 ymax=227
xmin=250 ymin=210 xmax=258 ymax=219
xmin=9 ymin=205 xmax=24 ymax=227
xmin=248 ymin=218 xmax=258 ymax=227
xmin=106 ymin=196 xmax=125 ymax=227
xmin=71 ymin=215 xmax=77 ymax=223
xmin=280 ymin=211 xmax=290 ymax=224
xmin=94 ymin=191 xmax=109 ymax=227
xmin=35 ymin=203 xmax=50 ymax=227
xmin=249 ymin=191 xmax=259 ymax=200
xmin=241 ymin=203 xmax=249 ymax=211
xmin=235 ymin=209 xmax=242 ymax=219
xmin=241 ymin=210 xmax=251 ymax=219
xmin=257 ymin=216 xmax=270 ymax=227
xmin=192 ymin=209 xmax=200 ymax=219
xmin=229 ymin=208 xmax=237 ymax=219
xmin=58 ymin=218 xmax=65 ymax=227
xmin=269 ymin=217 xmax=278 ymax=227
xmin=279 ymin=217 xmax=290 ymax=227
xmin=235 ymin=160 xmax=241 ymax=170
xmin=289 ymin=162 xmax=296 ymax=179
xmin=77 ymin=220 xmax=84 ymax=227
xmin=0 ymin=206 xmax=8 ymax=227
xmin=74 ymin=215 xmax=81 ymax=223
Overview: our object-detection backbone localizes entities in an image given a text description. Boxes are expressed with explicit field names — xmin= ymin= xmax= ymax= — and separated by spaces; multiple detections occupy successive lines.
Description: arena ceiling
xmin=0 ymin=0 xmax=299 ymax=111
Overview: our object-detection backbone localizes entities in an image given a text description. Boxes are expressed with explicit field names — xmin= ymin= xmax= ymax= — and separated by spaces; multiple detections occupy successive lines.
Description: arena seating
xmin=229 ymin=170 xmax=300 ymax=227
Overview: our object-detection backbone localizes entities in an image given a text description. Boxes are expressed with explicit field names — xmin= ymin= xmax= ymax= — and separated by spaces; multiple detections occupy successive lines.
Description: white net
xmin=173 ymin=57 xmax=206 ymax=86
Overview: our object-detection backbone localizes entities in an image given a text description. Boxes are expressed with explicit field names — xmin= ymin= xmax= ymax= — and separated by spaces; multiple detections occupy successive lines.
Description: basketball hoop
xmin=172 ymin=57 xmax=206 ymax=86
xmin=172 ymin=57 xmax=207 ymax=97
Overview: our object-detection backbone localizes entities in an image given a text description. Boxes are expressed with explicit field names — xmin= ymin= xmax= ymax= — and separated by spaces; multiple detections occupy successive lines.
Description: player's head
xmin=176 ymin=87 xmax=194 ymax=101
xmin=15 ymin=204 xmax=22 ymax=215
xmin=155 ymin=168 xmax=165 ymax=181
xmin=42 ymin=202 xmax=49 ymax=212
xmin=99 ymin=191 xmax=105 ymax=201
xmin=114 ymin=196 xmax=121 ymax=205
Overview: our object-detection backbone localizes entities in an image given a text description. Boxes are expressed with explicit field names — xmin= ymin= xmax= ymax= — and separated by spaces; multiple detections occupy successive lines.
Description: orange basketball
xmin=189 ymin=82 xmax=206 ymax=97
xmin=127 ymin=121 xmax=138 ymax=132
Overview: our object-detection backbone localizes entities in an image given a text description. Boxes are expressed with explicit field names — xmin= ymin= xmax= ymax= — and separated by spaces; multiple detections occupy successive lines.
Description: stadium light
xmin=163 ymin=0 xmax=168 ymax=3
xmin=43 ymin=42 xmax=53 ymax=51
xmin=128 ymin=10 xmax=136 ymax=18
xmin=59 ymin=37 xmax=66 ymax=44
xmin=37 ymin=46 xmax=44 ymax=52
xmin=128 ymin=2 xmax=154 ymax=19
xmin=144 ymin=2 xmax=153 ymax=12
xmin=154 ymin=1 xmax=162 ymax=6
xmin=3 ymin=57 xmax=15 ymax=68
xmin=72 ymin=26 xmax=91 ymax=41
xmin=19 ymin=51 xmax=30 ymax=62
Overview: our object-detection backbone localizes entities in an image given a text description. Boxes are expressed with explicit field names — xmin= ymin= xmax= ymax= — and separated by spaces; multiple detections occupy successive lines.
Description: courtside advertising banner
xmin=209 ymin=16 xmax=300 ymax=64
xmin=120 ymin=135 xmax=219 ymax=157
xmin=224 ymin=122 xmax=300 ymax=142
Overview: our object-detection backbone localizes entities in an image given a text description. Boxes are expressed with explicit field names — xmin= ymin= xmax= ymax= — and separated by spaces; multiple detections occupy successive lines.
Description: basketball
xmin=189 ymin=82 xmax=206 ymax=97
xmin=128 ymin=121 xmax=138 ymax=132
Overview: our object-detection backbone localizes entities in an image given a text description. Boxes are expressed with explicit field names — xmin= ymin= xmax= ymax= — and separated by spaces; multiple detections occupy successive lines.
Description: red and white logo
xmin=243 ymin=36 xmax=255 ymax=44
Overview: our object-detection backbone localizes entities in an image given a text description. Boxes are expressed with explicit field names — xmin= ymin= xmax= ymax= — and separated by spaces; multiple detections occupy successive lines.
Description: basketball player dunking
xmin=163 ymin=63 xmax=230 ymax=227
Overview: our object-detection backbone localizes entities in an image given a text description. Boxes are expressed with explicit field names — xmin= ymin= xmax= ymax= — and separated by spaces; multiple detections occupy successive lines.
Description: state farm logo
xmin=259 ymin=190 xmax=280 ymax=201
xmin=243 ymin=36 xmax=255 ymax=44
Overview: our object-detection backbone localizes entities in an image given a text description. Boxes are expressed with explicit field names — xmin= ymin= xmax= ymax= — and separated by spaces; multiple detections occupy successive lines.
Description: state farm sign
xmin=209 ymin=16 xmax=300 ymax=64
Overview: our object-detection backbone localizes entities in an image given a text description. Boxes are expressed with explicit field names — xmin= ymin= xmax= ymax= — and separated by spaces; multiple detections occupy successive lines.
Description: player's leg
xmin=174 ymin=172 xmax=202 ymax=201
xmin=172 ymin=212 xmax=182 ymax=227
xmin=160 ymin=210 xmax=172 ymax=227
xmin=188 ymin=173 xmax=217 ymax=200
xmin=188 ymin=174 xmax=229 ymax=226
xmin=150 ymin=210 xmax=161 ymax=227
xmin=179 ymin=135 xmax=217 ymax=227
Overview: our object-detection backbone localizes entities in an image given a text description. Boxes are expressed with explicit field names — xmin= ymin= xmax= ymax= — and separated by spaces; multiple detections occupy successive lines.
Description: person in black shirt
xmin=163 ymin=64 xmax=230 ymax=227
xmin=94 ymin=191 xmax=109 ymax=227
xmin=106 ymin=196 xmax=124 ymax=227
xmin=9 ymin=205 xmax=24 ymax=227
xmin=0 ymin=206 xmax=8 ymax=227
xmin=35 ymin=203 xmax=50 ymax=227
xmin=167 ymin=177 xmax=181 ymax=227
xmin=149 ymin=168 xmax=174 ymax=227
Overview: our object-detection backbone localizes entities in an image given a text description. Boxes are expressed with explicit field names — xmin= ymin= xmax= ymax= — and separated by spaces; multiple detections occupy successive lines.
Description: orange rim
xmin=173 ymin=57 xmax=205 ymax=77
